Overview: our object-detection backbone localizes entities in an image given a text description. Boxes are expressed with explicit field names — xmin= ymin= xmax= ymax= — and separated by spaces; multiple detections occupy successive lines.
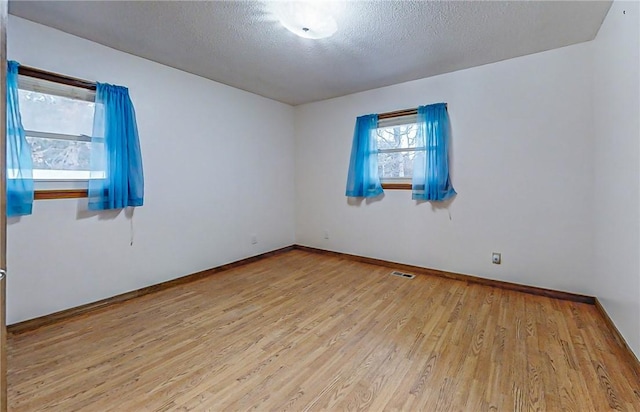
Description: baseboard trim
xmin=293 ymin=245 xmax=595 ymax=304
xmin=9 ymin=243 xmax=639 ymax=380
xmin=8 ymin=245 xmax=295 ymax=335
xmin=296 ymin=246 xmax=640 ymax=373
xmin=4 ymin=244 xmax=606 ymax=335
xmin=594 ymin=298 xmax=640 ymax=378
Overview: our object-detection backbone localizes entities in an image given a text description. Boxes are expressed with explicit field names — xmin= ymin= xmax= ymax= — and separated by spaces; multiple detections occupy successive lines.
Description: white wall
xmin=593 ymin=0 xmax=640 ymax=355
xmin=295 ymin=42 xmax=595 ymax=296
xmin=6 ymin=16 xmax=296 ymax=324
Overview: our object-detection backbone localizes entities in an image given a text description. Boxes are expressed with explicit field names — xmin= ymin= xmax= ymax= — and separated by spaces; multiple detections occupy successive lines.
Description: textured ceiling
xmin=9 ymin=1 xmax=611 ymax=106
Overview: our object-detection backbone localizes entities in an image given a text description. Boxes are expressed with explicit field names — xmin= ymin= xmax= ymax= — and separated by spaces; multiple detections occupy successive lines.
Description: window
xmin=376 ymin=113 xmax=418 ymax=187
xmin=18 ymin=73 xmax=98 ymax=192
xmin=346 ymin=103 xmax=454 ymax=199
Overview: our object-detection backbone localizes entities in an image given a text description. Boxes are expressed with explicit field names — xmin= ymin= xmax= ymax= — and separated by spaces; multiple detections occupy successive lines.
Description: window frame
xmin=376 ymin=108 xmax=420 ymax=190
xmin=17 ymin=65 xmax=97 ymax=200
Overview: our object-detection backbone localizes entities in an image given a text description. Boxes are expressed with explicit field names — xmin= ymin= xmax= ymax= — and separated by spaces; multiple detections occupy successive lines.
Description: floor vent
xmin=390 ymin=270 xmax=415 ymax=279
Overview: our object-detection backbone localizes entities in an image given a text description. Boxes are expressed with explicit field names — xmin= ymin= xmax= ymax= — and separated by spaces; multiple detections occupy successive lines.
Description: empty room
xmin=0 ymin=0 xmax=638 ymax=410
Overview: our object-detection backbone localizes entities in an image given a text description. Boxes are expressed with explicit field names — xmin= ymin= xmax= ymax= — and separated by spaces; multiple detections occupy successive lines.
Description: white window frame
xmin=18 ymin=74 xmax=98 ymax=191
xmin=376 ymin=113 xmax=422 ymax=185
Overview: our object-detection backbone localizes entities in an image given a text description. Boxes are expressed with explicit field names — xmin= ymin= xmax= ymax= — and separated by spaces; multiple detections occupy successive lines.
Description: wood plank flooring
xmin=7 ymin=250 xmax=640 ymax=411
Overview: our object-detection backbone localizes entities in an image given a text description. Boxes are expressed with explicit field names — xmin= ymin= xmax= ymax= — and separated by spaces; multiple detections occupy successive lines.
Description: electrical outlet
xmin=492 ymin=252 xmax=501 ymax=265
xmin=323 ymin=230 xmax=329 ymax=240
xmin=251 ymin=234 xmax=258 ymax=245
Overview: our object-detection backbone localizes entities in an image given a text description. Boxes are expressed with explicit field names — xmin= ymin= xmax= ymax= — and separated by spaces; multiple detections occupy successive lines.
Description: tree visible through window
xmin=376 ymin=115 xmax=419 ymax=182
xmin=18 ymin=76 xmax=96 ymax=181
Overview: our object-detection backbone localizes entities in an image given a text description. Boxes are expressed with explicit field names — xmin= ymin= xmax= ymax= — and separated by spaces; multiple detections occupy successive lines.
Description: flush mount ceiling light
xmin=271 ymin=1 xmax=339 ymax=39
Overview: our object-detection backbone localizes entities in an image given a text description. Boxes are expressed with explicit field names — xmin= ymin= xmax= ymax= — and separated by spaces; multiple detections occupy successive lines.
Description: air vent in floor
xmin=390 ymin=270 xmax=415 ymax=279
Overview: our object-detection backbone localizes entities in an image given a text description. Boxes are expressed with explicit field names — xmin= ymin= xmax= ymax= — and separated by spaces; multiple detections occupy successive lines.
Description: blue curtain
xmin=6 ymin=61 xmax=34 ymax=217
xmin=345 ymin=114 xmax=383 ymax=198
xmin=88 ymin=83 xmax=144 ymax=210
xmin=412 ymin=103 xmax=456 ymax=201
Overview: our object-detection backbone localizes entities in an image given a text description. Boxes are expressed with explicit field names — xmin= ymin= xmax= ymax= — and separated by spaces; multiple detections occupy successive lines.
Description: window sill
xmin=34 ymin=189 xmax=88 ymax=200
xmin=382 ymin=183 xmax=411 ymax=190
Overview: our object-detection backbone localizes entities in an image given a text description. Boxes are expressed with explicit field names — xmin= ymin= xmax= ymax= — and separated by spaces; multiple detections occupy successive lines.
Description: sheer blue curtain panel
xmin=88 ymin=83 xmax=144 ymax=210
xmin=411 ymin=103 xmax=456 ymax=201
xmin=345 ymin=114 xmax=383 ymax=198
xmin=6 ymin=61 xmax=34 ymax=216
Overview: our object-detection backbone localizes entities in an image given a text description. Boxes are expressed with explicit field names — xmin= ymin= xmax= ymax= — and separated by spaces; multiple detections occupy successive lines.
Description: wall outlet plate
xmin=492 ymin=252 xmax=501 ymax=264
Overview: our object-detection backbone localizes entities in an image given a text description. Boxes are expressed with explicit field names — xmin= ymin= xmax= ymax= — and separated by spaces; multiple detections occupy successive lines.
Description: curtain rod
xmin=17 ymin=65 xmax=96 ymax=91
xmin=378 ymin=103 xmax=448 ymax=120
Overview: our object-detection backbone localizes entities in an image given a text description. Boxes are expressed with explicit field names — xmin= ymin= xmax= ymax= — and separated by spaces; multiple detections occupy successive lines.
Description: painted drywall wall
xmin=593 ymin=0 xmax=640 ymax=356
xmin=6 ymin=16 xmax=296 ymax=324
xmin=295 ymin=42 xmax=595 ymax=296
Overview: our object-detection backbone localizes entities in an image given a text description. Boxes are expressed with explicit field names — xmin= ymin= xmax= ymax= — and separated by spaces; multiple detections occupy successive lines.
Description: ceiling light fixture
xmin=271 ymin=1 xmax=339 ymax=40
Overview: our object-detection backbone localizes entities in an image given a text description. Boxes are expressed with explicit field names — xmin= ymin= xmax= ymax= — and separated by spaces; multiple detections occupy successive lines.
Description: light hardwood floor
xmin=7 ymin=250 xmax=640 ymax=411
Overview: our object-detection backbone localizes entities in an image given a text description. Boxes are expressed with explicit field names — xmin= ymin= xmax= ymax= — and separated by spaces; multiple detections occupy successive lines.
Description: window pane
xmin=376 ymin=124 xmax=417 ymax=150
xmin=378 ymin=151 xmax=416 ymax=179
xmin=18 ymin=90 xmax=94 ymax=136
xmin=26 ymin=136 xmax=91 ymax=171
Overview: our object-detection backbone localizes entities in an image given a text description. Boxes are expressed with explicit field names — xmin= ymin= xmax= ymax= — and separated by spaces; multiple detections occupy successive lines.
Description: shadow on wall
xmin=346 ymin=193 xmax=456 ymax=213
xmin=5 ymin=199 xmax=136 ymax=224
xmin=7 ymin=217 xmax=20 ymax=226
xmin=347 ymin=194 xmax=385 ymax=207
xmin=418 ymin=196 xmax=455 ymax=212
xmin=76 ymin=200 xmax=135 ymax=222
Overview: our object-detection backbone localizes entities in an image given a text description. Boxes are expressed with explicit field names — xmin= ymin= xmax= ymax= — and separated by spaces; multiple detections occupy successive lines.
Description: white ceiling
xmin=9 ymin=1 xmax=612 ymax=106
